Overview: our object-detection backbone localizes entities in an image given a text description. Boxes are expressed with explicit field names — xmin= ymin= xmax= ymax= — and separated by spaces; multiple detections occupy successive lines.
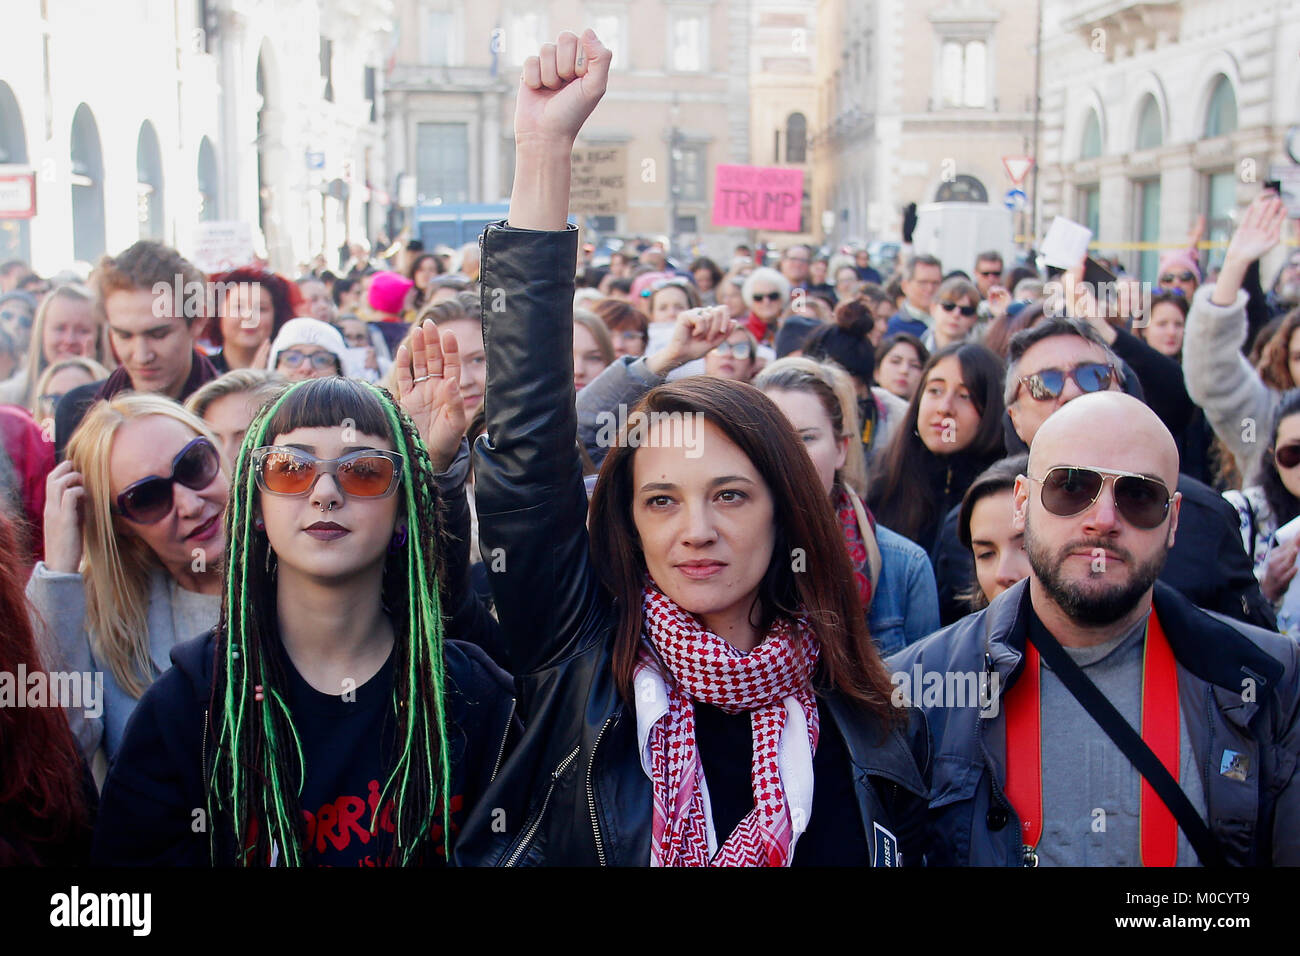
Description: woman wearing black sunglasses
xmin=1223 ymin=390 xmax=1300 ymax=631
xmin=924 ymin=276 xmax=980 ymax=352
xmin=93 ymin=341 xmax=514 ymax=865
xmin=28 ymin=395 xmax=228 ymax=765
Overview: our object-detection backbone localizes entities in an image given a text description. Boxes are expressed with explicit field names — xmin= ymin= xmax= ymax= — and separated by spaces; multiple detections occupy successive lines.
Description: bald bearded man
xmin=889 ymin=392 xmax=1300 ymax=866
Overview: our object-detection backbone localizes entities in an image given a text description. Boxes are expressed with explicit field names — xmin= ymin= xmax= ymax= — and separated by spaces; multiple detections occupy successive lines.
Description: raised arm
xmin=576 ymin=305 xmax=734 ymax=469
xmin=1183 ymin=194 xmax=1287 ymax=480
xmin=472 ymin=32 xmax=613 ymax=677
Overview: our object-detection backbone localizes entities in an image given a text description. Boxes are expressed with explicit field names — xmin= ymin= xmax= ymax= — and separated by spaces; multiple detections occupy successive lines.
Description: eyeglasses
xmin=1027 ymin=465 xmax=1173 ymax=529
xmin=978 ymin=270 xmax=1002 ymax=278
xmin=615 ymin=330 xmax=647 ymax=344
xmin=712 ymin=341 xmax=753 ymax=360
xmin=939 ymin=301 xmax=977 ymax=317
xmin=1152 ymin=286 xmax=1186 ymax=298
xmin=251 ymin=446 xmax=404 ymax=499
xmin=114 ymin=436 xmax=222 ymax=524
xmin=1159 ymin=272 xmax=1196 ymax=285
xmin=752 ymin=291 xmax=782 ymax=303
xmin=277 ymin=349 xmax=339 ymax=372
xmin=1275 ymin=444 xmax=1300 ymax=470
xmin=1017 ymin=362 xmax=1115 ymax=402
xmin=0 ymin=309 xmax=33 ymax=329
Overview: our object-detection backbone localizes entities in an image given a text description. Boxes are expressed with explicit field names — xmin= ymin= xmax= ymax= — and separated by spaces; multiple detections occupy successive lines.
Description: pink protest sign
xmin=711 ymin=165 xmax=804 ymax=232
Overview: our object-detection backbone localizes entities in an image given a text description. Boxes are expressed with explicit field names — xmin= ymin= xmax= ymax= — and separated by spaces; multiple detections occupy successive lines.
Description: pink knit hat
xmin=1157 ymin=250 xmax=1201 ymax=283
xmin=368 ymin=270 xmax=415 ymax=316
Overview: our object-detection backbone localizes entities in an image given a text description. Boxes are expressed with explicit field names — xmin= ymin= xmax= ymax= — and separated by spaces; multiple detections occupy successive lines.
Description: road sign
xmin=1004 ymin=188 xmax=1027 ymax=211
xmin=1002 ymin=155 xmax=1034 ymax=186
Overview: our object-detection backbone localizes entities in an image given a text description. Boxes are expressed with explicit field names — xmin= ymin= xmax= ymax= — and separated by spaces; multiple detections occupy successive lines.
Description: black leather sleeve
xmin=434 ymin=438 xmax=508 ymax=669
xmin=473 ymin=222 xmax=610 ymax=678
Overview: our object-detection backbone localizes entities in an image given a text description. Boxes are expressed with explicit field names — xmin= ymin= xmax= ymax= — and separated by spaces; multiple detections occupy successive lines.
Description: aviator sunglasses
xmin=1027 ymin=465 xmax=1173 ymax=529
xmin=1017 ymin=362 xmax=1115 ymax=402
xmin=251 ymin=446 xmax=404 ymax=499
xmin=114 ymin=436 xmax=222 ymax=524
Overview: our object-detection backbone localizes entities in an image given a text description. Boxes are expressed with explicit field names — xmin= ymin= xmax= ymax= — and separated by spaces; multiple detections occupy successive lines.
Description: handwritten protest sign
xmin=711 ymin=165 xmax=803 ymax=232
xmin=570 ymin=146 xmax=627 ymax=216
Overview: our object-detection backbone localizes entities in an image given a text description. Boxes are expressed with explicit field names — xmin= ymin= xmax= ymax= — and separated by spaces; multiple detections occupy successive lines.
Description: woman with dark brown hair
xmin=0 ymin=509 xmax=94 ymax=865
xmin=456 ymin=29 xmax=928 ymax=868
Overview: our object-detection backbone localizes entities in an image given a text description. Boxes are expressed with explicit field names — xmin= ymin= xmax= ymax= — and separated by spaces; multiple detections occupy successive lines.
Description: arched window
xmin=1080 ymin=110 xmax=1102 ymax=159
xmin=935 ymin=174 xmax=987 ymax=203
xmin=1204 ymin=75 xmax=1237 ymax=138
xmin=1135 ymin=94 xmax=1162 ymax=151
xmin=70 ymin=104 xmax=106 ymax=263
xmin=136 ymin=121 xmax=165 ymax=241
xmin=198 ymin=137 xmax=219 ymax=222
xmin=786 ymin=112 xmax=807 ymax=163
xmin=0 ymin=82 xmax=30 ymax=262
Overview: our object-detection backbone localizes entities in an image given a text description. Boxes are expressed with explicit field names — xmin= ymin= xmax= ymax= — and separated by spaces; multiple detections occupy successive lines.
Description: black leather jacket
xmin=456 ymin=222 xmax=931 ymax=866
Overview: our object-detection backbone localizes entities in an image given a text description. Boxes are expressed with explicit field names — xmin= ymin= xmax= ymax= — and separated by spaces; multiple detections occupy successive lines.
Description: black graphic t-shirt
xmin=282 ymin=648 xmax=459 ymax=867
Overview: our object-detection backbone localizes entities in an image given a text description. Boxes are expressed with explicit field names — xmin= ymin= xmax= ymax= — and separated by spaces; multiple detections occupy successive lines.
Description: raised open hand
xmin=394 ymin=320 xmax=467 ymax=474
xmin=1225 ymin=193 xmax=1286 ymax=266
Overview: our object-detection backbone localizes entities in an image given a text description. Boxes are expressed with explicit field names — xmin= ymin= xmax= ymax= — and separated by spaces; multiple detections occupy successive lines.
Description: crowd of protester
xmin=1 ymin=29 xmax=1297 ymax=869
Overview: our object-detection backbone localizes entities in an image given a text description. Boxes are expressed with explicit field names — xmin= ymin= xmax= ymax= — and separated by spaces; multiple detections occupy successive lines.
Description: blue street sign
xmin=1004 ymin=188 xmax=1027 ymax=211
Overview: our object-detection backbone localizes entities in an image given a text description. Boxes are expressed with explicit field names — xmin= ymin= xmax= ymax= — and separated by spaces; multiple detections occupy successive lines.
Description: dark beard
xmin=1024 ymin=524 xmax=1168 ymax=627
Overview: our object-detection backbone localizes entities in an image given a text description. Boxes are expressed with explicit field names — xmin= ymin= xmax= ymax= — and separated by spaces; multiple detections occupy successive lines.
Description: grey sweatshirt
xmin=1182 ymin=285 xmax=1276 ymax=485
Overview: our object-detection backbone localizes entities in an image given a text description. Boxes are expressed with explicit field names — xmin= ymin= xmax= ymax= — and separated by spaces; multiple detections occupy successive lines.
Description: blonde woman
xmin=28 ymin=394 xmax=228 ymax=764
xmin=0 ymin=283 xmax=105 ymax=407
xmin=30 ymin=356 xmax=111 ymax=430
xmin=184 ymin=368 xmax=285 ymax=468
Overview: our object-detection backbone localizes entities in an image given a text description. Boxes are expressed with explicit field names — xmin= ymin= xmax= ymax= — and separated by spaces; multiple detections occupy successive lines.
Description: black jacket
xmin=91 ymin=631 xmax=516 ymax=865
xmin=888 ymin=580 xmax=1300 ymax=865
xmin=91 ymin=440 xmax=514 ymax=865
xmin=456 ymin=222 xmax=930 ymax=867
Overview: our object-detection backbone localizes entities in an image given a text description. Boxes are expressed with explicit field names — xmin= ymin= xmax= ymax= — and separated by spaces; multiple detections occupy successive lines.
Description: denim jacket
xmin=870 ymin=525 xmax=941 ymax=656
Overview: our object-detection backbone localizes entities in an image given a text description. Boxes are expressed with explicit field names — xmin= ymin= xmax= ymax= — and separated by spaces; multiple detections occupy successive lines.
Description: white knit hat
xmin=266 ymin=317 xmax=351 ymax=374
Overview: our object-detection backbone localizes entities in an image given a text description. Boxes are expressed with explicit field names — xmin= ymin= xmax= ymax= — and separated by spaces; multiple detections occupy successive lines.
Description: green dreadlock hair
xmin=206 ymin=376 xmax=454 ymax=866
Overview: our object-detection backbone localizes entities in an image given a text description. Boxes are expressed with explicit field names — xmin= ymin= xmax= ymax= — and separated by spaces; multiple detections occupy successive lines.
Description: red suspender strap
xmin=1139 ymin=610 xmax=1180 ymax=867
xmin=1003 ymin=642 xmax=1042 ymax=856
xmin=1003 ymin=609 xmax=1181 ymax=866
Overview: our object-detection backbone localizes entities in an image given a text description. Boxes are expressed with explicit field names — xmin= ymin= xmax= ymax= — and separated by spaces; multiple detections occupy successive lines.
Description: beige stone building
xmin=385 ymin=0 xmax=752 ymax=254
xmin=813 ymin=0 xmax=1037 ymax=255
xmin=1037 ymin=0 xmax=1300 ymax=281
xmin=0 ymin=0 xmax=391 ymax=274
xmin=747 ymin=0 xmax=818 ymax=249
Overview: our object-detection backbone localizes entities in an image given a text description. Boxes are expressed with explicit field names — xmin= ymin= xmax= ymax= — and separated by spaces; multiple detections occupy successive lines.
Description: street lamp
xmin=669 ymin=97 xmax=681 ymax=255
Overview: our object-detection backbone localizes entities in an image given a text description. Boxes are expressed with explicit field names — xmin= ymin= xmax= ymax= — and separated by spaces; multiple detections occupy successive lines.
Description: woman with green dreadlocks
xmin=91 ymin=326 xmax=516 ymax=866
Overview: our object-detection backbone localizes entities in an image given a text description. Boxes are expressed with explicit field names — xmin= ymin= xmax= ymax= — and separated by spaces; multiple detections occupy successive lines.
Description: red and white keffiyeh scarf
xmin=637 ymin=584 xmax=820 ymax=867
